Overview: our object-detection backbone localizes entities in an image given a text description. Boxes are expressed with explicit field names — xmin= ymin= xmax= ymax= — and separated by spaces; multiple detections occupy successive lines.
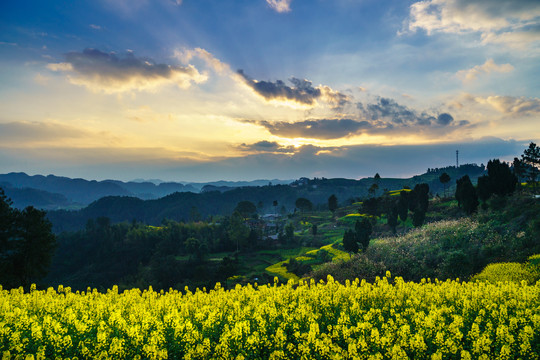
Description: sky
xmin=0 ymin=0 xmax=539 ymax=182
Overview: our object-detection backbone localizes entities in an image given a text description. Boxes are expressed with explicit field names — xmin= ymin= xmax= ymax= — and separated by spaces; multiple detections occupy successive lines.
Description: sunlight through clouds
xmin=47 ymin=49 xmax=207 ymax=93
xmin=0 ymin=0 xmax=538 ymax=180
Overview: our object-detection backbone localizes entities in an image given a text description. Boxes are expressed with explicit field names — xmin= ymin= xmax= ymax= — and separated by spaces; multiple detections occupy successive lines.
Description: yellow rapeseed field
xmin=1 ymin=275 xmax=539 ymax=359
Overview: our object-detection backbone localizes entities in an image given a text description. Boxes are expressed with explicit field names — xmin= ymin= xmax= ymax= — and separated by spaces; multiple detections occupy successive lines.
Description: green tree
xmin=411 ymin=183 xmax=429 ymax=213
xmin=355 ymin=218 xmax=372 ymax=252
xmin=184 ymin=237 xmax=208 ymax=262
xmin=486 ymin=159 xmax=517 ymax=196
xmin=234 ymin=201 xmax=257 ymax=218
xmin=397 ymin=191 xmax=408 ymax=222
xmin=456 ymin=175 xmax=478 ymax=215
xmin=228 ymin=211 xmax=250 ymax=251
xmin=285 ymin=222 xmax=295 ymax=244
xmin=342 ymin=229 xmax=358 ymax=254
xmin=476 ymin=175 xmax=491 ymax=204
xmin=362 ymin=197 xmax=381 ymax=216
xmin=412 ymin=208 xmax=426 ymax=227
xmin=295 ymin=198 xmax=313 ymax=212
xmin=439 ymin=172 xmax=451 ymax=198
xmin=328 ymin=194 xmax=338 ymax=215
xmin=0 ymin=190 xmax=56 ymax=289
xmin=476 ymin=159 xmax=517 ymax=202
xmin=513 ymin=157 xmax=525 ymax=180
xmin=368 ymin=183 xmax=379 ymax=197
xmin=387 ymin=205 xmax=398 ymax=234
xmin=218 ymin=255 xmax=238 ymax=281
xmin=521 ymin=142 xmax=540 ymax=192
xmin=0 ymin=188 xmax=15 ymax=258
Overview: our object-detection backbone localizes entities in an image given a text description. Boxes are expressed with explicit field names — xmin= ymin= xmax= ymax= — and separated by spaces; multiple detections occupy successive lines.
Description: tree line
xmin=0 ymin=189 xmax=56 ymax=289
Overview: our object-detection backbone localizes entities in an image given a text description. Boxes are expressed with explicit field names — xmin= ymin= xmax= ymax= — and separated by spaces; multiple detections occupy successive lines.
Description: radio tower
xmin=456 ymin=150 xmax=459 ymax=168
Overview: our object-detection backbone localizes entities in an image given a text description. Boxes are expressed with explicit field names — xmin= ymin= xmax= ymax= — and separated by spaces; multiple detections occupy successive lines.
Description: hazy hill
xmin=0 ymin=183 xmax=73 ymax=210
xmin=0 ymin=172 xmax=293 ymax=209
xmin=0 ymin=173 xmax=130 ymax=206
xmin=46 ymin=163 xmax=486 ymax=232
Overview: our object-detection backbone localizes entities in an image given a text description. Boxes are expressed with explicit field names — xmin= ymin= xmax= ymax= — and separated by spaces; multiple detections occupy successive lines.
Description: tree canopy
xmin=439 ymin=172 xmax=451 ymax=198
xmin=0 ymin=188 xmax=56 ymax=288
xmin=521 ymin=142 xmax=540 ymax=192
xmin=234 ymin=201 xmax=257 ymax=218
xmin=295 ymin=198 xmax=313 ymax=212
xmin=328 ymin=194 xmax=338 ymax=214
xmin=456 ymin=175 xmax=478 ymax=215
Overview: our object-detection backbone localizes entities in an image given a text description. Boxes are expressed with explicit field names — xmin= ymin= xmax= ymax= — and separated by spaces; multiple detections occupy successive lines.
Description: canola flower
xmin=1 ymin=275 xmax=539 ymax=359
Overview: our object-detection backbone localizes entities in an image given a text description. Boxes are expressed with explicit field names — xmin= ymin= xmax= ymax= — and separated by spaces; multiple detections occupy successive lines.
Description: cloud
xmin=243 ymin=119 xmax=372 ymax=140
xmin=0 ymin=121 xmax=89 ymax=145
xmin=359 ymin=97 xmax=457 ymax=128
xmin=266 ymin=0 xmax=292 ymax=13
xmin=47 ymin=48 xmax=207 ymax=93
xmin=174 ymin=48 xmax=231 ymax=74
xmin=456 ymin=59 xmax=514 ymax=83
xmin=473 ymin=95 xmax=540 ymax=115
xmin=405 ymin=0 xmax=540 ymax=47
xmin=236 ymin=141 xmax=295 ymax=153
xmin=217 ymin=137 xmax=524 ymax=181
xmin=319 ymin=86 xmax=352 ymax=110
xmin=237 ymin=70 xmax=350 ymax=109
xmin=480 ymin=26 xmax=540 ymax=50
xmin=237 ymin=96 xmax=466 ymax=140
xmin=89 ymin=24 xmax=102 ymax=30
xmin=237 ymin=70 xmax=321 ymax=106
xmin=0 ymin=138 xmax=525 ymax=182
xmin=436 ymin=113 xmax=454 ymax=125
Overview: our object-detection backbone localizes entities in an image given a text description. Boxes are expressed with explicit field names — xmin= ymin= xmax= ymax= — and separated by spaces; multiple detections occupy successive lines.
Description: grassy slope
xmin=264 ymin=191 xmax=540 ymax=284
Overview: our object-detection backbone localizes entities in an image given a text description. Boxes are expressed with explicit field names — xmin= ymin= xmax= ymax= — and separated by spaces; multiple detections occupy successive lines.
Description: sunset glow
xmin=1 ymin=0 xmax=538 ymax=181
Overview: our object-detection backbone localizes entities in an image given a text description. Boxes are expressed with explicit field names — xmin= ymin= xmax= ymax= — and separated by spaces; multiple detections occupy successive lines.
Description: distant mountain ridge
xmin=0 ymin=172 xmax=292 ymax=209
xmin=44 ymin=164 xmax=487 ymax=233
xmin=1 ymin=165 xmax=486 ymax=223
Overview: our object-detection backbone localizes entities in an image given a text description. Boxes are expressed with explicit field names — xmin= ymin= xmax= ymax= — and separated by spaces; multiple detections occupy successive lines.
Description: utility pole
xmin=456 ymin=150 xmax=459 ymax=168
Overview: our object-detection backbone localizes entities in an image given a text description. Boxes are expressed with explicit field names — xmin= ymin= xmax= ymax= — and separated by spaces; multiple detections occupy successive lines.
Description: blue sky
xmin=0 ymin=0 xmax=538 ymax=181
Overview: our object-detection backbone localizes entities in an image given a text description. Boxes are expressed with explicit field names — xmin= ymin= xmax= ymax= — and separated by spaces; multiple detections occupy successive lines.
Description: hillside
xmin=44 ymin=164 xmax=486 ymax=232
xmin=0 ymin=172 xmax=290 ymax=209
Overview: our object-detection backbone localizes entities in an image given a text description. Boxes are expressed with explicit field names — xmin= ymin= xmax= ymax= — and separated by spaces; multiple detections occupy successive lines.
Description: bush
xmin=310 ymin=254 xmax=386 ymax=283
xmin=471 ymin=263 xmax=534 ymax=283
xmin=366 ymin=219 xmax=507 ymax=281
xmin=285 ymin=258 xmax=311 ymax=277
xmin=471 ymin=254 xmax=540 ymax=284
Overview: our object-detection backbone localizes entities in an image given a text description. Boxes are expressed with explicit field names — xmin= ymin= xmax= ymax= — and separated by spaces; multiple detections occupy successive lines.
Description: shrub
xmin=310 ymin=254 xmax=385 ymax=283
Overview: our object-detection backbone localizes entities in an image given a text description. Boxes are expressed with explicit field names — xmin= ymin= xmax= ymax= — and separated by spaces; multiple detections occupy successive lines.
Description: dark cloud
xmin=48 ymin=48 xmax=204 ymax=92
xmin=437 ymin=113 xmax=454 ymax=125
xmin=239 ymin=96 xmax=467 ymax=140
xmin=244 ymin=118 xmax=372 ymax=139
xmin=237 ymin=70 xmax=321 ymax=105
xmin=236 ymin=141 xmax=295 ymax=153
xmin=359 ymin=97 xmax=458 ymax=128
